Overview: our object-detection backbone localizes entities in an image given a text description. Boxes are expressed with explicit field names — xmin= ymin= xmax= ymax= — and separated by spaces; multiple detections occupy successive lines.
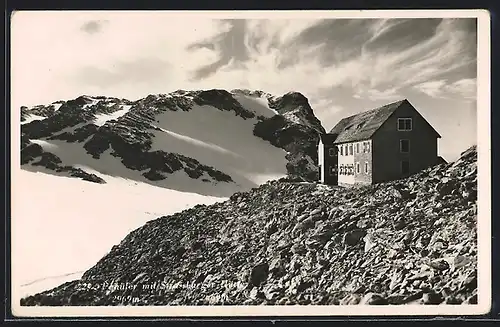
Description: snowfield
xmin=12 ymin=168 xmax=225 ymax=302
xmin=14 ymin=92 xmax=297 ymax=304
xmin=149 ymin=102 xmax=288 ymax=190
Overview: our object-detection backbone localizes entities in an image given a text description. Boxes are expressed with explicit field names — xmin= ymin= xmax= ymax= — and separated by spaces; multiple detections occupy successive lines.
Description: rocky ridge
xmin=20 ymin=89 xmax=325 ymax=185
xmin=20 ymin=145 xmax=478 ymax=306
xmin=252 ymin=91 xmax=325 ymax=180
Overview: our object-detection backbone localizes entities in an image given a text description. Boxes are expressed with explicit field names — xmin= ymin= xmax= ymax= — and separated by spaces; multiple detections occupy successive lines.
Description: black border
xmin=4 ymin=0 xmax=498 ymax=323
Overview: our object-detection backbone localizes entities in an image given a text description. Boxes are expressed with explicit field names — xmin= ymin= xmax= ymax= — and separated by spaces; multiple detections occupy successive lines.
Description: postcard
xmin=10 ymin=9 xmax=491 ymax=317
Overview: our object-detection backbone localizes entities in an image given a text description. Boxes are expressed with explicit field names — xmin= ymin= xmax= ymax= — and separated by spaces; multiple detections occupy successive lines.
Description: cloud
xmin=11 ymin=12 xmax=478 ymax=162
xmin=187 ymin=19 xmax=321 ymax=80
xmin=187 ymin=20 xmax=249 ymax=79
xmin=13 ymin=13 xmax=476 ymax=107
xmin=413 ymin=78 xmax=476 ymax=99
xmin=80 ymin=20 xmax=109 ymax=34
xmin=183 ymin=17 xmax=476 ymax=105
xmin=445 ymin=78 xmax=476 ymax=99
xmin=413 ymin=80 xmax=448 ymax=98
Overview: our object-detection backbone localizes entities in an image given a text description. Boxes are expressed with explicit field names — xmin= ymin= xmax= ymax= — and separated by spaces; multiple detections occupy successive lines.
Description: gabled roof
xmin=330 ymin=98 xmax=440 ymax=144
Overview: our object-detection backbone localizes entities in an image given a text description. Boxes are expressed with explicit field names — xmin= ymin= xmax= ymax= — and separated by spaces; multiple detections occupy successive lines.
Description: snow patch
xmin=21 ymin=114 xmax=47 ymax=125
xmin=149 ymin=103 xmax=288 ymax=188
xmin=93 ymin=105 xmax=132 ymax=126
xmin=51 ymin=103 xmax=64 ymax=111
xmin=80 ymin=97 xmax=100 ymax=110
xmin=232 ymin=94 xmax=278 ymax=118
xmin=48 ymin=122 xmax=90 ymax=138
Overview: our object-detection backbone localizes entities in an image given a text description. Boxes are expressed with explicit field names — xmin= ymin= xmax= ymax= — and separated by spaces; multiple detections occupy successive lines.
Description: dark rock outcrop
xmin=268 ymin=92 xmax=324 ymax=132
xmin=20 ymin=140 xmax=106 ymax=184
xmin=194 ymin=89 xmax=256 ymax=119
xmin=253 ymin=92 xmax=326 ymax=181
xmin=253 ymin=115 xmax=322 ymax=181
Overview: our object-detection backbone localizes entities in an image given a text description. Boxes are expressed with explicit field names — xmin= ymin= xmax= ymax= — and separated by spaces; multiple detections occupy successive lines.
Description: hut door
xmin=327 ymin=147 xmax=338 ymax=185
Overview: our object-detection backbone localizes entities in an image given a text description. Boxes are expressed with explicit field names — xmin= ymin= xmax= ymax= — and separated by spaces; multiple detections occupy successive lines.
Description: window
xmin=364 ymin=162 xmax=369 ymax=173
xmin=366 ymin=142 xmax=371 ymax=153
xmin=349 ymin=144 xmax=353 ymax=155
xmin=356 ymin=143 xmax=360 ymax=154
xmin=400 ymin=139 xmax=410 ymax=153
xmin=328 ymin=148 xmax=336 ymax=157
xmin=401 ymin=160 xmax=410 ymax=175
xmin=398 ymin=118 xmax=412 ymax=131
xmin=356 ymin=162 xmax=360 ymax=174
xmin=330 ymin=166 xmax=336 ymax=176
xmin=344 ymin=145 xmax=348 ymax=155
xmin=339 ymin=146 xmax=343 ymax=156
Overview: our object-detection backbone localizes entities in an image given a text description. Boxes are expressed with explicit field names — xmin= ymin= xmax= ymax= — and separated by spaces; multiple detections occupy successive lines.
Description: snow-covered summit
xmin=20 ymin=89 xmax=324 ymax=196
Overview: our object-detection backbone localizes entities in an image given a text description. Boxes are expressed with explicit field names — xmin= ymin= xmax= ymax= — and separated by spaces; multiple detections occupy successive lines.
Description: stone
xmin=422 ymin=292 xmax=444 ymax=304
xmin=363 ymin=234 xmax=376 ymax=252
xmin=249 ymin=287 xmax=265 ymax=300
xmin=343 ymin=230 xmax=367 ymax=246
xmin=359 ymin=293 xmax=388 ymax=305
xmin=340 ymin=293 xmax=361 ymax=305
xmin=464 ymin=293 xmax=477 ymax=304
xmin=429 ymin=259 xmax=450 ymax=271
xmin=248 ymin=262 xmax=269 ymax=288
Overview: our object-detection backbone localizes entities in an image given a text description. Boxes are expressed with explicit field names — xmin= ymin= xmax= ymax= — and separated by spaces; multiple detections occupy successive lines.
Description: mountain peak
xmin=20 ymin=87 xmax=327 ymax=193
xmin=267 ymin=92 xmax=325 ymax=133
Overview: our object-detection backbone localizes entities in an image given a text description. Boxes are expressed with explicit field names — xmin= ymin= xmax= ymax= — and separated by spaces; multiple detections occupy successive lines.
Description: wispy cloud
xmin=185 ymin=18 xmax=476 ymax=103
xmin=445 ymin=78 xmax=477 ymax=99
xmin=413 ymin=80 xmax=448 ymax=98
xmin=414 ymin=78 xmax=476 ymax=99
xmin=187 ymin=20 xmax=248 ymax=79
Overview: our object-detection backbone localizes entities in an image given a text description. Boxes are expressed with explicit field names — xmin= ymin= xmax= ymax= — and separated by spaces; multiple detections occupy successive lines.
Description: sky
xmin=11 ymin=11 xmax=480 ymax=161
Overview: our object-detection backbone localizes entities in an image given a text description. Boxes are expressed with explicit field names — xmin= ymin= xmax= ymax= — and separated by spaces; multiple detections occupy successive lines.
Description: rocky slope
xmin=252 ymin=91 xmax=324 ymax=181
xmin=20 ymin=145 xmax=478 ymax=306
xmin=20 ymin=89 xmax=325 ymax=194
